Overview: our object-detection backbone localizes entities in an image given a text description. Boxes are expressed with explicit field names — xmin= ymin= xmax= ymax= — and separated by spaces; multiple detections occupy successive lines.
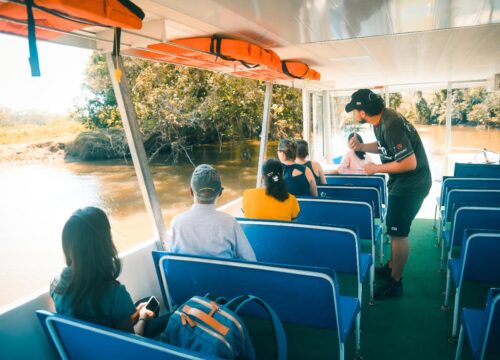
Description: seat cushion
xmin=462 ymin=308 xmax=486 ymax=359
xmin=359 ymin=253 xmax=373 ymax=283
xmin=449 ymin=258 xmax=462 ymax=286
xmin=338 ymin=296 xmax=360 ymax=343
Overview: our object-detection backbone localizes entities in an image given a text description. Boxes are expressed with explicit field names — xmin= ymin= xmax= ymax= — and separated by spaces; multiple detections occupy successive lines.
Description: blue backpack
xmin=162 ymin=294 xmax=287 ymax=359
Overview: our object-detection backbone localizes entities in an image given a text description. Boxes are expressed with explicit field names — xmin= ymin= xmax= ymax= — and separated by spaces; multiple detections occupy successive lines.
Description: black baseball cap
xmin=345 ymin=89 xmax=381 ymax=113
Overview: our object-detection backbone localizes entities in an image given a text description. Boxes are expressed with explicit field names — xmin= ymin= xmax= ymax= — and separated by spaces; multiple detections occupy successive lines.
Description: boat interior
xmin=0 ymin=0 xmax=499 ymax=359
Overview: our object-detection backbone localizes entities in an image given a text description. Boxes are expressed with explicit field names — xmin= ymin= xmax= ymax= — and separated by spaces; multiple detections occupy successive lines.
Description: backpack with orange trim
xmin=162 ymin=294 xmax=287 ymax=360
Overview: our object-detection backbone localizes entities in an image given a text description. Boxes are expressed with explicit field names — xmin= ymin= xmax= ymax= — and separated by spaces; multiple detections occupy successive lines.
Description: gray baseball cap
xmin=190 ymin=164 xmax=222 ymax=201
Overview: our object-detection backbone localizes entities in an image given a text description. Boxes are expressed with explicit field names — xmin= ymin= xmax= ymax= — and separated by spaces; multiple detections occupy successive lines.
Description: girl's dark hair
xmin=57 ymin=207 xmax=121 ymax=319
xmin=262 ymin=158 xmax=289 ymax=202
xmin=348 ymin=133 xmax=366 ymax=160
xmin=295 ymin=140 xmax=309 ymax=159
xmin=278 ymin=139 xmax=297 ymax=160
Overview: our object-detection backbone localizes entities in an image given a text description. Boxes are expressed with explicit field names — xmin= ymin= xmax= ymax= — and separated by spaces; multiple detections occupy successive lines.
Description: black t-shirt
xmin=374 ymin=108 xmax=431 ymax=195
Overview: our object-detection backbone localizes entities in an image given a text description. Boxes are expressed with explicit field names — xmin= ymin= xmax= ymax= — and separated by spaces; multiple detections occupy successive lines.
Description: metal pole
xmin=302 ymin=89 xmax=311 ymax=143
xmin=444 ymin=81 xmax=453 ymax=175
xmin=256 ymin=82 xmax=274 ymax=188
xmin=105 ymin=53 xmax=167 ymax=250
xmin=322 ymin=90 xmax=332 ymax=163
xmin=384 ymin=86 xmax=390 ymax=107
xmin=312 ymin=93 xmax=320 ymax=160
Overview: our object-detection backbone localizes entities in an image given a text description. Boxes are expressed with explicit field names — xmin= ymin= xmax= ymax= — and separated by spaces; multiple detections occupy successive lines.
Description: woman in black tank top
xmin=277 ymin=140 xmax=318 ymax=197
xmin=295 ymin=140 xmax=326 ymax=185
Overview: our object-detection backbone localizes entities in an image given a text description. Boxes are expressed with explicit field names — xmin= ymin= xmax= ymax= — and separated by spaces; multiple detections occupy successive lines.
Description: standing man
xmin=345 ymin=89 xmax=431 ymax=300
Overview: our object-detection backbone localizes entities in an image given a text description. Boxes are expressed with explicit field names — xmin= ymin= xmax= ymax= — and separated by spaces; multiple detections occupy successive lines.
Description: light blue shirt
xmin=168 ymin=204 xmax=256 ymax=261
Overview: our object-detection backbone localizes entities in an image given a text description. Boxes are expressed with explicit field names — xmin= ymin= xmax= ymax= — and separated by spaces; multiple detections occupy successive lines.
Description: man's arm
xmin=363 ymin=154 xmax=417 ymax=175
xmin=360 ymin=142 xmax=379 ymax=153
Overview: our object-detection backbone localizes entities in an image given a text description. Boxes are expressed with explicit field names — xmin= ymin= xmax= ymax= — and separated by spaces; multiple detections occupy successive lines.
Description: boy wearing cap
xmin=345 ymin=89 xmax=431 ymax=300
xmin=167 ymin=164 xmax=256 ymax=261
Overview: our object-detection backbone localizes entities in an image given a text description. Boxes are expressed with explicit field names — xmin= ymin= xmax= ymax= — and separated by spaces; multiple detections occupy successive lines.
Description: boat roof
xmin=4 ymin=0 xmax=500 ymax=91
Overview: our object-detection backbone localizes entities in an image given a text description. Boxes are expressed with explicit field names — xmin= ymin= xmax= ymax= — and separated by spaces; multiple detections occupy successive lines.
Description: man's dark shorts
xmin=386 ymin=192 xmax=428 ymax=237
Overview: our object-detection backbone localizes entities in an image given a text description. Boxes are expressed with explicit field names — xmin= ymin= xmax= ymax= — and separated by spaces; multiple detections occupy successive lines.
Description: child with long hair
xmin=50 ymin=206 xmax=168 ymax=337
xmin=243 ymin=158 xmax=300 ymax=221
xmin=334 ymin=133 xmax=374 ymax=174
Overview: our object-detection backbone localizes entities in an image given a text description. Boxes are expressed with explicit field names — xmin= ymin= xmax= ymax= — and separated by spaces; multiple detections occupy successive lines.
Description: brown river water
xmin=1 ymin=126 xmax=499 ymax=307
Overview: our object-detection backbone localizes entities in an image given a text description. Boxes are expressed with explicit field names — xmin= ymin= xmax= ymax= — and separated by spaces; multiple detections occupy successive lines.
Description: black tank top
xmin=283 ymin=164 xmax=310 ymax=197
xmin=304 ymin=161 xmax=321 ymax=185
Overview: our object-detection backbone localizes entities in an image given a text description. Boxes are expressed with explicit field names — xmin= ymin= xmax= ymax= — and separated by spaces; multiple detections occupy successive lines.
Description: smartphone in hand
xmin=145 ymin=296 xmax=160 ymax=313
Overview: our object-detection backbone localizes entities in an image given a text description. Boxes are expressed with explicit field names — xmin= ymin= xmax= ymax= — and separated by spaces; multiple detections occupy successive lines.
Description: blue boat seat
xmin=454 ymin=163 xmax=500 ymax=178
xmin=35 ymin=310 xmax=208 ymax=359
xmin=325 ymin=175 xmax=387 ymax=206
xmin=440 ymin=206 xmax=500 ymax=271
xmin=455 ymin=288 xmax=500 ymax=360
xmin=237 ymin=219 xmax=373 ymax=305
xmin=435 ymin=177 xmax=500 ymax=243
xmin=151 ymin=253 xmax=361 ymax=359
xmin=295 ymin=197 xmax=384 ymax=268
xmin=317 ymin=186 xmax=383 ymax=221
xmin=445 ymin=231 xmax=500 ymax=337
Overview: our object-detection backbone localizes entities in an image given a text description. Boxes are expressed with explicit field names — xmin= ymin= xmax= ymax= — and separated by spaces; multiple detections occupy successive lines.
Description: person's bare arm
xmin=363 ymin=154 xmax=417 ymax=175
xmin=304 ymin=167 xmax=318 ymax=196
xmin=313 ymin=161 xmax=327 ymax=184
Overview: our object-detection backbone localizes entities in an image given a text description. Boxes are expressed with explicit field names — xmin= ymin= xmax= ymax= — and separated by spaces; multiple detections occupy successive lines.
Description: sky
xmin=0 ymin=33 xmax=92 ymax=114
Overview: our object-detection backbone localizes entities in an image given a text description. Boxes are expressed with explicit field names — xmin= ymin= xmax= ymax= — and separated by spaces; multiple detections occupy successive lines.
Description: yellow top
xmin=242 ymin=188 xmax=300 ymax=221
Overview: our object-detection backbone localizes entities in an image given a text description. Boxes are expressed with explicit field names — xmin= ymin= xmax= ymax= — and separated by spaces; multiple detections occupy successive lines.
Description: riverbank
xmin=0 ymin=139 xmax=67 ymax=163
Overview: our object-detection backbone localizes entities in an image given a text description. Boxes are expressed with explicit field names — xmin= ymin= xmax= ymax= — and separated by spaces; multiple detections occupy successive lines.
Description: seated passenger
xmin=243 ymin=158 xmax=300 ymax=221
xmin=295 ymin=139 xmax=327 ymax=185
xmin=168 ymin=164 xmax=256 ymax=261
xmin=50 ymin=207 xmax=168 ymax=338
xmin=334 ymin=133 xmax=374 ymax=174
xmin=278 ymin=139 xmax=318 ymax=197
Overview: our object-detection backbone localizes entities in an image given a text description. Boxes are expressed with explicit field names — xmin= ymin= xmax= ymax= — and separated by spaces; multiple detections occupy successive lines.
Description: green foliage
xmin=389 ymin=93 xmax=402 ymax=109
xmin=71 ymin=52 xmax=303 ymax=159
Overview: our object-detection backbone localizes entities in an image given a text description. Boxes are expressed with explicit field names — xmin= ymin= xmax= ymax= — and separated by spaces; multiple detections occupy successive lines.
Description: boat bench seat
xmin=36 ymin=310 xmax=209 ymax=359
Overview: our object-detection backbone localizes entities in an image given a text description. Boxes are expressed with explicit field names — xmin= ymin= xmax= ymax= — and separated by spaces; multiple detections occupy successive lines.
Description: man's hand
xmin=363 ymin=163 xmax=379 ymax=175
xmin=348 ymin=134 xmax=362 ymax=151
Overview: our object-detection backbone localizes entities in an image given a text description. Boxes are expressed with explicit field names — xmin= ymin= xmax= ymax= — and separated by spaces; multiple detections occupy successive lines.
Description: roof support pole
xmin=322 ymin=90 xmax=332 ymax=163
xmin=105 ymin=53 xmax=167 ymax=250
xmin=444 ymin=81 xmax=453 ymax=175
xmin=302 ymin=89 xmax=311 ymax=144
xmin=256 ymin=82 xmax=274 ymax=188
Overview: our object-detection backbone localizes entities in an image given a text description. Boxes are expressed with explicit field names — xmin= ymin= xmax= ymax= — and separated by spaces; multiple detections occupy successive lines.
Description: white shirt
xmin=337 ymin=150 xmax=374 ymax=174
xmin=167 ymin=203 xmax=256 ymax=261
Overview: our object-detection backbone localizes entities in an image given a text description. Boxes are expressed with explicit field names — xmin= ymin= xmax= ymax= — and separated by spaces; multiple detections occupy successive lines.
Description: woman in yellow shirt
xmin=243 ymin=158 xmax=300 ymax=221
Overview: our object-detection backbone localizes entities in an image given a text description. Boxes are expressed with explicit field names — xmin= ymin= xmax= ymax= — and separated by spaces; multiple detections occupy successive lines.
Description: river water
xmin=1 ymin=126 xmax=499 ymax=307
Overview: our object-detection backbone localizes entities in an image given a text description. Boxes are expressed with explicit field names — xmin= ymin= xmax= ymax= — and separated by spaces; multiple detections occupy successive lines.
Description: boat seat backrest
xmin=237 ymin=220 xmax=360 ymax=276
xmin=153 ymin=253 xmax=342 ymax=330
xmin=450 ymin=207 xmax=500 ymax=249
xmin=460 ymin=233 xmax=500 ymax=284
xmin=35 ymin=310 xmax=207 ymax=359
xmin=317 ymin=186 xmax=381 ymax=218
xmin=483 ymin=289 xmax=500 ymax=356
xmin=440 ymin=178 xmax=500 ymax=207
xmin=324 ymin=175 xmax=386 ymax=204
xmin=295 ymin=198 xmax=374 ymax=240
xmin=454 ymin=163 xmax=500 ymax=178
xmin=444 ymin=189 xmax=500 ymax=222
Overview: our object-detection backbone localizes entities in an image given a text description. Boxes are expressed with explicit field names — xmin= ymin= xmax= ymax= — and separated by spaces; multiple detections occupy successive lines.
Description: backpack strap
xmin=226 ymin=295 xmax=287 ymax=360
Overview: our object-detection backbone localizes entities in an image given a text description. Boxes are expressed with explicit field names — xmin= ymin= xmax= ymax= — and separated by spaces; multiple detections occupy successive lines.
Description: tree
xmin=389 ymin=92 xmax=402 ymax=110
xmin=414 ymin=91 xmax=431 ymax=124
